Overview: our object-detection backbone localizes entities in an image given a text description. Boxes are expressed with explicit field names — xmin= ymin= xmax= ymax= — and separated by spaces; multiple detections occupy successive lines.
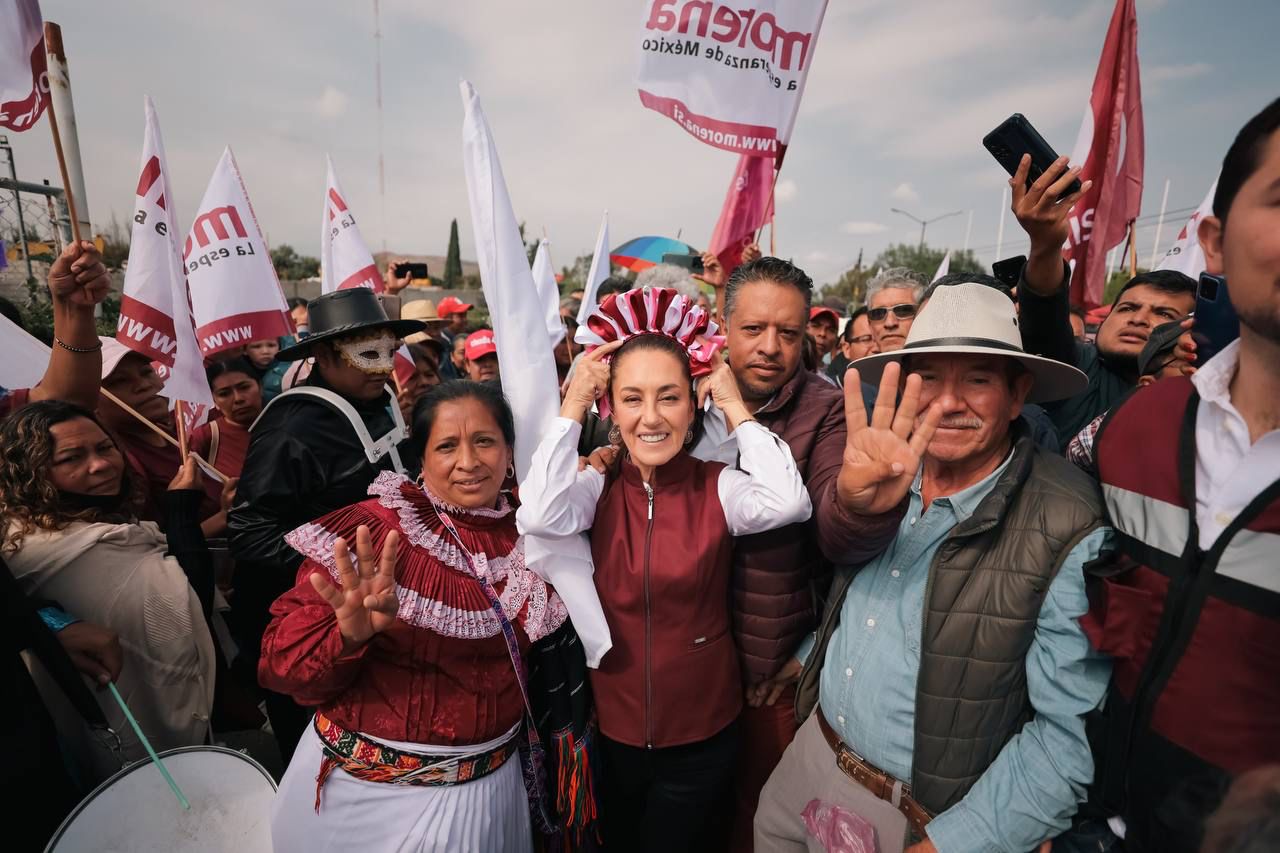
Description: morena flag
xmin=0 ymin=0 xmax=48 ymax=132
xmin=321 ymin=155 xmax=383 ymax=294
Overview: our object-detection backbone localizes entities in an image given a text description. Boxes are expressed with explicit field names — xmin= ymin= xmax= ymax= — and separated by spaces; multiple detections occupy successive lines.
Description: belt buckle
xmin=836 ymin=745 xmax=860 ymax=781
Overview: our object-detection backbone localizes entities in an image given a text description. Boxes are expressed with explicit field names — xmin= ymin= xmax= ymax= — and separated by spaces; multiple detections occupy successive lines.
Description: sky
xmin=7 ymin=0 xmax=1278 ymax=287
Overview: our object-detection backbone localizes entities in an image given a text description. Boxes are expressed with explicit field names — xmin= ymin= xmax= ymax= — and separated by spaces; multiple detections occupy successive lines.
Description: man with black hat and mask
xmin=228 ymin=288 xmax=426 ymax=761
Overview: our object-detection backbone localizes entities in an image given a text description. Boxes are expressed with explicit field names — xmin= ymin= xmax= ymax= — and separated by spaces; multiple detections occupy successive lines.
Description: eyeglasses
xmin=867 ymin=303 xmax=918 ymax=322
xmin=846 ymin=334 xmax=874 ymax=345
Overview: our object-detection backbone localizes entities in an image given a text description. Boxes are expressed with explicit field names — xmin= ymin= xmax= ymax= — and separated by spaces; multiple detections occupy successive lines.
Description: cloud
xmin=774 ymin=179 xmax=798 ymax=203
xmin=890 ymin=182 xmax=919 ymax=202
xmin=1146 ymin=62 xmax=1213 ymax=84
xmin=313 ymin=85 xmax=349 ymax=119
xmin=843 ymin=221 xmax=889 ymax=236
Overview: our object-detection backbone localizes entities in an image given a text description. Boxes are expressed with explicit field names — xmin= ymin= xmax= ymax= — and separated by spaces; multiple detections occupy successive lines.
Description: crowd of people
xmin=2 ymin=98 xmax=1278 ymax=853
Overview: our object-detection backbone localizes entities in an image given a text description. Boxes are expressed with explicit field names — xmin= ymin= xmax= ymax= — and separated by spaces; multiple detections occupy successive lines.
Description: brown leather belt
xmin=817 ymin=708 xmax=932 ymax=840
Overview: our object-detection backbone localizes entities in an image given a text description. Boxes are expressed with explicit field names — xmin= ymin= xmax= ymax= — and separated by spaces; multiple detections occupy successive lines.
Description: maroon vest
xmin=588 ymin=451 xmax=739 ymax=748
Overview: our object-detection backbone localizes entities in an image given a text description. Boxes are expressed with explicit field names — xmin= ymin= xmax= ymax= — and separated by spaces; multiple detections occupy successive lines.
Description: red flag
xmin=708 ymin=153 xmax=775 ymax=275
xmin=1064 ymin=0 xmax=1144 ymax=308
xmin=0 ymin=0 xmax=48 ymax=131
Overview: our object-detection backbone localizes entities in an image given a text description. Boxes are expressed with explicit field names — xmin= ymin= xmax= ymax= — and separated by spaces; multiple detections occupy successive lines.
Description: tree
xmin=821 ymin=265 xmax=874 ymax=308
xmin=270 ymin=244 xmax=320 ymax=280
xmin=444 ymin=219 xmax=463 ymax=287
xmin=870 ymin=242 xmax=985 ymax=280
xmin=100 ymin=212 xmax=131 ymax=271
xmin=557 ymin=253 xmax=597 ymax=297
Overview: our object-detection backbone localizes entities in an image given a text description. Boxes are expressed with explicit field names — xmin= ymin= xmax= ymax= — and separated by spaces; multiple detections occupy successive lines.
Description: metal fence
xmin=0 ymin=134 xmax=70 ymax=288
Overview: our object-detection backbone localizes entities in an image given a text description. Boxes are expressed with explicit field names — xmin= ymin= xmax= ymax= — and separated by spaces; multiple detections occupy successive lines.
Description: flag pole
xmin=1148 ymin=178 xmax=1171 ymax=268
xmin=100 ymin=389 xmax=227 ymax=480
xmin=1127 ymin=221 xmax=1138 ymax=278
xmin=42 ymin=23 xmax=83 ymax=246
xmin=753 ymin=163 xmax=781 ymax=246
xmin=175 ymin=400 xmax=189 ymax=460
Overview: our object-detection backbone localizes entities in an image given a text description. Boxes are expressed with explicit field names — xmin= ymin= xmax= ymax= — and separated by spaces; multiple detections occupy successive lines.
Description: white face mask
xmin=335 ymin=330 xmax=398 ymax=375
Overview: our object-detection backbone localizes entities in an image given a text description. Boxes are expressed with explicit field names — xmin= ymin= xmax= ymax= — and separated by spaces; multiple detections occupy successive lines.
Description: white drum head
xmin=46 ymin=746 xmax=277 ymax=853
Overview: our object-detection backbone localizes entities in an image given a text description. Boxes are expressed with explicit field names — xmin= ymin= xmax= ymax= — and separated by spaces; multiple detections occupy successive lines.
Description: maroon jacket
xmin=589 ymin=451 xmax=739 ymax=748
xmin=733 ymin=369 xmax=902 ymax=683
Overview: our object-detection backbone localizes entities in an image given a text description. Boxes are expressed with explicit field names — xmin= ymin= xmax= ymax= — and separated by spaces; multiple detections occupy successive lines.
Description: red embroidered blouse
xmin=258 ymin=472 xmax=568 ymax=746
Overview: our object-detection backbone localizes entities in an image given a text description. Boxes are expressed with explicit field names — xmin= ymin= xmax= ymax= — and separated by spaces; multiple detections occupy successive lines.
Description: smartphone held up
xmin=984 ymin=114 xmax=1083 ymax=200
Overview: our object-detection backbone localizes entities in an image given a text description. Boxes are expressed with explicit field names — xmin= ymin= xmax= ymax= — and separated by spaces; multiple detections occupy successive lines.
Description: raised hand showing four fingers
xmin=309 ymin=525 xmax=402 ymax=653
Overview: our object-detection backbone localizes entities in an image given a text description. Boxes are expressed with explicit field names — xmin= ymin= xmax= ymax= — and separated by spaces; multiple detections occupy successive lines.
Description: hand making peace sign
xmin=836 ymin=363 xmax=942 ymax=516
xmin=309 ymin=525 xmax=402 ymax=653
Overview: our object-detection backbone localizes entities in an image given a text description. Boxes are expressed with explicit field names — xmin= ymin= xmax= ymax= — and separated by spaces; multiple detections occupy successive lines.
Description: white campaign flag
xmin=636 ymin=0 xmax=828 ymax=160
xmin=321 ymin=155 xmax=383 ymax=294
xmin=119 ymin=96 xmax=212 ymax=422
xmin=0 ymin=0 xmax=48 ymax=132
xmin=0 ymin=311 xmax=50 ymax=390
xmin=1156 ymin=178 xmax=1216 ymax=279
xmin=932 ymin=250 xmax=951 ymax=283
xmin=184 ymin=147 xmax=291 ymax=355
xmin=531 ymin=239 xmax=566 ymax=347
xmin=576 ymin=212 xmax=610 ymax=326
xmin=460 ymin=79 xmax=611 ymax=667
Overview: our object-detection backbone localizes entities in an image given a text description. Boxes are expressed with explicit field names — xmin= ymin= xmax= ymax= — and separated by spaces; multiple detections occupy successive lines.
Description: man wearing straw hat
xmin=227 ymin=287 xmax=425 ymax=762
xmin=756 ymin=282 xmax=1114 ymax=853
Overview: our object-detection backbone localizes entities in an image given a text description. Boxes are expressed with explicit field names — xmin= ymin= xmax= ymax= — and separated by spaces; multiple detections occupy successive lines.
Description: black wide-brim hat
xmin=277 ymin=288 xmax=428 ymax=361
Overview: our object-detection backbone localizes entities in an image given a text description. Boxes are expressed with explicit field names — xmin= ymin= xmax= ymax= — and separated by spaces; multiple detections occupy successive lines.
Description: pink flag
xmin=708 ymin=153 xmax=774 ymax=274
xmin=321 ymin=156 xmax=382 ymax=294
xmin=1063 ymin=0 xmax=1144 ymax=308
xmin=120 ymin=96 xmax=212 ymax=422
xmin=0 ymin=0 xmax=48 ymax=132
xmin=184 ymin=147 xmax=291 ymax=355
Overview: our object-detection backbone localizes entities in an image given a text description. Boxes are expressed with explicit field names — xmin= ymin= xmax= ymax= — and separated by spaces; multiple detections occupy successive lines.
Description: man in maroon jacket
xmin=691 ymin=257 xmax=904 ymax=848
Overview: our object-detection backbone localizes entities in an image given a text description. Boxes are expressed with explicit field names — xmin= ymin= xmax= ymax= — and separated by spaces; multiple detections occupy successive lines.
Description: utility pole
xmin=890 ymin=207 xmax=963 ymax=250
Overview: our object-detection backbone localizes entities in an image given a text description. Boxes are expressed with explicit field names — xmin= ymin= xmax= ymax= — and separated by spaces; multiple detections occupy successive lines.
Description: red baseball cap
xmin=809 ymin=306 xmax=840 ymax=325
xmin=464 ymin=331 xmax=497 ymax=360
xmin=437 ymin=296 xmax=474 ymax=317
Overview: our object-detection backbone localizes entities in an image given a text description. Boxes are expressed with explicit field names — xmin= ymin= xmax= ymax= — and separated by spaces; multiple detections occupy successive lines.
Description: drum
xmin=45 ymin=745 xmax=277 ymax=852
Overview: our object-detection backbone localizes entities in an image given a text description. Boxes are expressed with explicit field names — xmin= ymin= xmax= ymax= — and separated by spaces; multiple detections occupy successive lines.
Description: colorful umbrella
xmin=610 ymin=235 xmax=695 ymax=272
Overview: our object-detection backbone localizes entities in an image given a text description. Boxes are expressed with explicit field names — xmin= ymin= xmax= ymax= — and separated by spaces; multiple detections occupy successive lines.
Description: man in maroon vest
xmin=689 ymin=257 xmax=904 ymax=848
xmin=1081 ymin=98 xmax=1280 ymax=852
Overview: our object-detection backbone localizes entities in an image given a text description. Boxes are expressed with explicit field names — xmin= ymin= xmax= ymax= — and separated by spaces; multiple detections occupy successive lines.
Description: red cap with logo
xmin=809 ymin=306 xmax=840 ymax=325
xmin=464 ymin=330 xmax=497 ymax=360
xmin=437 ymin=296 xmax=474 ymax=317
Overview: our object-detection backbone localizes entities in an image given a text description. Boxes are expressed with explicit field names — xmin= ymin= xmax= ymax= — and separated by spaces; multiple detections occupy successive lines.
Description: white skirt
xmin=270 ymin=720 xmax=533 ymax=853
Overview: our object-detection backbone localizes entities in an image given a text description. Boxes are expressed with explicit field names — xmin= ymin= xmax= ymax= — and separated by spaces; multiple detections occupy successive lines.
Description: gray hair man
xmin=864 ymin=267 xmax=928 ymax=353
xmin=755 ymin=283 xmax=1113 ymax=853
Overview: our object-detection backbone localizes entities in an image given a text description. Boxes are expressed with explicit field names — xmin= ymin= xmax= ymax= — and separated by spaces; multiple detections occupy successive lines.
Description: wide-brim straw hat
xmin=400 ymin=298 xmax=447 ymax=344
xmin=850 ymin=282 xmax=1088 ymax=404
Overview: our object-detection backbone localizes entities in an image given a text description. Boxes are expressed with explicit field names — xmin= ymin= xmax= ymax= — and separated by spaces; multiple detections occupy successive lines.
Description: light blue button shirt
xmin=813 ymin=453 xmax=1113 ymax=853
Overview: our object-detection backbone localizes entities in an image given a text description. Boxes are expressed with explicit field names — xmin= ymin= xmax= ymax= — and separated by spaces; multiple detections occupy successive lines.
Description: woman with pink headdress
xmin=518 ymin=287 xmax=812 ymax=852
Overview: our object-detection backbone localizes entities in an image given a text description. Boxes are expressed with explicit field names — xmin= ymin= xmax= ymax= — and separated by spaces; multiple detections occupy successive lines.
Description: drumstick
xmin=107 ymin=682 xmax=191 ymax=811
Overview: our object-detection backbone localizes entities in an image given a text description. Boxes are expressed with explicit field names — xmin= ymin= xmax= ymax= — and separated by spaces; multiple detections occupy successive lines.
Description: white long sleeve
xmin=717 ymin=419 xmax=812 ymax=536
xmin=516 ymin=417 xmax=605 ymax=538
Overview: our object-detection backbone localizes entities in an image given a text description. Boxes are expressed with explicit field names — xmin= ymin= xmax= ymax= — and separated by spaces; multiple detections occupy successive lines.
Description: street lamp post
xmin=890 ymin=207 xmax=964 ymax=250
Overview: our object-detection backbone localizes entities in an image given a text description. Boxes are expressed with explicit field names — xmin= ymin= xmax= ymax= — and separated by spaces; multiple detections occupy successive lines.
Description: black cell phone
xmin=983 ymin=114 xmax=1082 ymax=197
xmin=1192 ymin=273 xmax=1239 ymax=365
xmin=991 ymin=255 xmax=1027 ymax=291
xmin=395 ymin=261 xmax=430 ymax=280
xmin=662 ymin=252 xmax=705 ymax=275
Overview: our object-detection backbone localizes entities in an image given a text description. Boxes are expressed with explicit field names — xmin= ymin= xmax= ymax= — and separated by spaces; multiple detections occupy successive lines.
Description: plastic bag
xmin=801 ymin=798 xmax=878 ymax=853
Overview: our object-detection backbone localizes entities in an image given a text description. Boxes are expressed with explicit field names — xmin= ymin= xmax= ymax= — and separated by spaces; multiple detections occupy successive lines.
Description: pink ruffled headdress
xmin=574 ymin=287 xmax=725 ymax=418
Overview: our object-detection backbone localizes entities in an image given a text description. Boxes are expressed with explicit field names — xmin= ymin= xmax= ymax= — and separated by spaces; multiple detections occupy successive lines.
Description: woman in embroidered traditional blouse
xmin=260 ymin=382 xmax=566 ymax=853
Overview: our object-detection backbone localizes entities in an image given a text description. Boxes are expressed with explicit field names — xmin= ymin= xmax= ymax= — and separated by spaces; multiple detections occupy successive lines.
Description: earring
xmin=506 ymin=463 xmax=516 ymax=479
xmin=684 ymin=429 xmax=694 ymax=446
xmin=608 ymin=426 xmax=622 ymax=446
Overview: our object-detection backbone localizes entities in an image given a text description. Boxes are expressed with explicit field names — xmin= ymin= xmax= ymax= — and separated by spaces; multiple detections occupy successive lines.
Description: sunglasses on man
xmin=867 ymin=304 xmax=918 ymax=322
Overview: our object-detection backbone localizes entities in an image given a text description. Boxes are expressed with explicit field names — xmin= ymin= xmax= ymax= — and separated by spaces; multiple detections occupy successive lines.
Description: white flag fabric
xmin=321 ymin=155 xmax=383 ymax=294
xmin=460 ymin=79 xmax=611 ymax=667
xmin=636 ymin=0 xmax=828 ymax=159
xmin=0 ymin=311 xmax=50 ymax=389
xmin=932 ymin=250 xmax=951 ymax=283
xmin=119 ymin=97 xmax=212 ymax=422
xmin=531 ymin=239 xmax=565 ymax=347
xmin=0 ymin=0 xmax=48 ymax=132
xmin=184 ymin=147 xmax=291 ymax=355
xmin=1156 ymin=179 xmax=1216 ymax=279
xmin=576 ymin=212 xmax=610 ymax=326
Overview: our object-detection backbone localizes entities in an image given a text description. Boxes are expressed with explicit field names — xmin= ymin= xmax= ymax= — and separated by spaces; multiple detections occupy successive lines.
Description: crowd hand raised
xmin=578 ymin=444 xmax=619 ymax=474
xmin=1011 ymin=155 xmax=1091 ymax=295
xmin=48 ymin=241 xmax=111 ymax=308
xmin=309 ymin=526 xmax=401 ymax=653
xmin=741 ymin=242 xmax=762 ymax=264
xmin=693 ymin=252 xmax=725 ymax=289
xmin=560 ymin=339 xmax=621 ymax=422
xmin=1174 ymin=316 xmax=1198 ymax=375
xmin=746 ymin=656 xmax=803 ymax=709
xmin=836 ymin=363 xmax=941 ymax=517
xmin=57 ymin=620 xmax=124 ymax=687
xmin=384 ymin=259 xmax=412 ymax=295
xmin=167 ymin=456 xmax=204 ymax=492
xmin=696 ymin=351 xmax=752 ymax=430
